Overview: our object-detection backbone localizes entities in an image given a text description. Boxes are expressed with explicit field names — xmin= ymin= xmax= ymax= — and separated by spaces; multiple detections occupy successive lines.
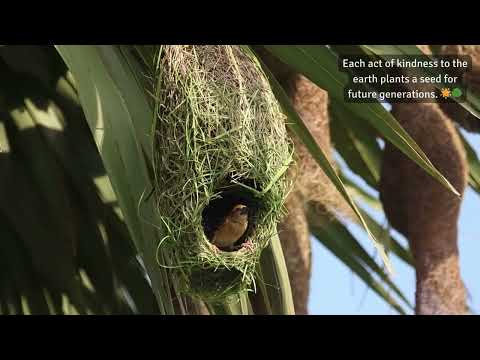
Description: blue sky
xmin=308 ymin=130 xmax=480 ymax=315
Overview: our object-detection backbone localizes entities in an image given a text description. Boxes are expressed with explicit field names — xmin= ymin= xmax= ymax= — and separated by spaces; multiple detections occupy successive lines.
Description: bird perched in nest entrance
xmin=210 ymin=204 xmax=254 ymax=252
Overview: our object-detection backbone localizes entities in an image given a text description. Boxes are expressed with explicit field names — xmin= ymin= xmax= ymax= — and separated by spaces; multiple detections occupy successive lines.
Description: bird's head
xmin=228 ymin=204 xmax=249 ymax=224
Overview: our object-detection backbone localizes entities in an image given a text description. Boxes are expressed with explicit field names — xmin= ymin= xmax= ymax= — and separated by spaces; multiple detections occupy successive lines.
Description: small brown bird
xmin=211 ymin=204 xmax=250 ymax=251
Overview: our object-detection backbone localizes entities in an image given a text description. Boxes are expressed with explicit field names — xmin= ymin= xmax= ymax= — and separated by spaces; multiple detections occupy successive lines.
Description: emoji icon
xmin=452 ymin=88 xmax=463 ymax=98
xmin=440 ymin=88 xmax=451 ymax=99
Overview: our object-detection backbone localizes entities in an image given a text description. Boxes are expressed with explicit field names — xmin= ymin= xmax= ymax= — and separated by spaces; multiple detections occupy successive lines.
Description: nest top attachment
xmin=151 ymin=45 xmax=292 ymax=302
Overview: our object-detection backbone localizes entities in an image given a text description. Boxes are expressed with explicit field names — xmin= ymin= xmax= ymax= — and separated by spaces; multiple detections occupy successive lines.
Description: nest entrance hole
xmin=202 ymin=178 xmax=262 ymax=252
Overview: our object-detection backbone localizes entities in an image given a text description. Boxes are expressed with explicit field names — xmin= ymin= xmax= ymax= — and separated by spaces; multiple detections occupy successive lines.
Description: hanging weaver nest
xmin=151 ymin=45 xmax=293 ymax=302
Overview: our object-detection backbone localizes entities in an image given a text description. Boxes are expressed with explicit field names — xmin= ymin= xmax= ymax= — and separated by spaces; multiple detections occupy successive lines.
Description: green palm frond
xmin=0 ymin=46 xmax=157 ymax=314
xmin=1 ymin=44 xmax=478 ymax=315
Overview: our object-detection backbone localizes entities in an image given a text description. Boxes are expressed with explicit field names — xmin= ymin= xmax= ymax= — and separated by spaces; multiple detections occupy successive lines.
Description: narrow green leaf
xmin=249 ymin=267 xmax=274 ymax=315
xmin=458 ymin=130 xmax=480 ymax=195
xmin=339 ymin=172 xmax=382 ymax=211
xmin=256 ymin=235 xmax=295 ymax=315
xmin=337 ymin=173 xmax=413 ymax=266
xmin=263 ymin=45 xmax=460 ymax=197
xmin=204 ymin=294 xmax=250 ymax=315
xmin=309 ymin=222 xmax=407 ymax=314
xmin=239 ymin=292 xmax=252 ymax=315
xmin=206 ymin=302 xmax=229 ymax=315
xmin=253 ymin=46 xmax=393 ymax=275
xmin=307 ymin=208 xmax=412 ymax=309
xmin=330 ymin=101 xmax=382 ymax=188
xmin=55 ymin=45 xmax=175 ymax=314
xmin=104 ymin=212 xmax=161 ymax=314
xmin=358 ymin=209 xmax=414 ymax=267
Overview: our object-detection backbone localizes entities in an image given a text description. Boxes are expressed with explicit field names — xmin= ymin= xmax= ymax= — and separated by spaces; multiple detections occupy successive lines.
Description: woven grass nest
xmin=151 ymin=45 xmax=293 ymax=302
